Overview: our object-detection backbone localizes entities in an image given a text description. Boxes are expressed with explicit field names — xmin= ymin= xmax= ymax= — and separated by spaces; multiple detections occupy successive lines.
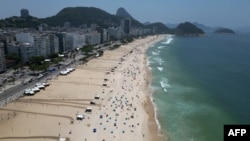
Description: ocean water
xmin=147 ymin=34 xmax=250 ymax=141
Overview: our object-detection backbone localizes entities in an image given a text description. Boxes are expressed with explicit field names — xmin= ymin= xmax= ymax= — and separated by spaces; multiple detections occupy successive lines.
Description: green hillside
xmin=175 ymin=22 xmax=205 ymax=36
xmin=0 ymin=6 xmax=171 ymax=34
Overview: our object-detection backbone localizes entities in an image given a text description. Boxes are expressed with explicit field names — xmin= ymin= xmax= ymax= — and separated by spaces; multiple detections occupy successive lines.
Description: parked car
xmin=35 ymin=83 xmax=45 ymax=89
xmin=32 ymin=87 xmax=40 ymax=92
xmin=24 ymin=88 xmax=35 ymax=96
xmin=42 ymin=82 xmax=50 ymax=86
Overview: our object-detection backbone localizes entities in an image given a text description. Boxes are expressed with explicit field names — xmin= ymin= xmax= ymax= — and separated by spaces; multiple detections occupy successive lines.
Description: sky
xmin=0 ymin=0 xmax=249 ymax=29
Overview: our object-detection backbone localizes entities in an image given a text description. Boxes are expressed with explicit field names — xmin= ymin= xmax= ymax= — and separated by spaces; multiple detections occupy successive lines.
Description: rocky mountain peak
xmin=116 ymin=7 xmax=133 ymax=19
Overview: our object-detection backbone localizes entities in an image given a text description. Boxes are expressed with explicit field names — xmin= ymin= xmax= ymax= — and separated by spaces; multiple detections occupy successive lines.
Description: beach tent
xmin=76 ymin=114 xmax=84 ymax=120
xmin=59 ymin=137 xmax=66 ymax=141
xmin=86 ymin=107 xmax=92 ymax=112
xmin=94 ymin=95 xmax=100 ymax=99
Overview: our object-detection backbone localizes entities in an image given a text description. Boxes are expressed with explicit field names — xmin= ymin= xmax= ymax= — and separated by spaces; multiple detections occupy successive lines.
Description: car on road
xmin=37 ymin=74 xmax=44 ymax=79
xmin=28 ymin=78 xmax=34 ymax=83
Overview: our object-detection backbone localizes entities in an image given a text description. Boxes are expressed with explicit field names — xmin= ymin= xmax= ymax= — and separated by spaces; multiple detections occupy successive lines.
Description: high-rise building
xmin=0 ymin=42 xmax=6 ymax=72
xmin=85 ymin=32 xmax=101 ymax=45
xmin=15 ymin=33 xmax=50 ymax=58
xmin=49 ymin=34 xmax=59 ymax=54
xmin=97 ymin=27 xmax=109 ymax=44
xmin=20 ymin=9 xmax=29 ymax=18
xmin=108 ymin=27 xmax=123 ymax=40
xmin=37 ymin=35 xmax=49 ymax=57
xmin=63 ymin=34 xmax=74 ymax=52
xmin=56 ymin=33 xmax=74 ymax=53
xmin=69 ymin=33 xmax=86 ymax=49
xmin=16 ymin=33 xmax=34 ymax=44
xmin=120 ymin=18 xmax=131 ymax=35
xmin=8 ymin=43 xmax=34 ymax=63
xmin=0 ymin=34 xmax=15 ymax=54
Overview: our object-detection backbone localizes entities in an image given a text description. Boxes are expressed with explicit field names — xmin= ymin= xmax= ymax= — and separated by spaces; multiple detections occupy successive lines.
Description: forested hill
xmin=43 ymin=7 xmax=143 ymax=28
xmin=213 ymin=28 xmax=235 ymax=34
xmin=174 ymin=22 xmax=205 ymax=36
xmin=0 ymin=6 xmax=171 ymax=34
xmin=145 ymin=22 xmax=172 ymax=34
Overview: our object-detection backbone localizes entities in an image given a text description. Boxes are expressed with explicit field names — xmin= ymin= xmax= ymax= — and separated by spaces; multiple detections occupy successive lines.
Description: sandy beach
xmin=0 ymin=35 xmax=165 ymax=141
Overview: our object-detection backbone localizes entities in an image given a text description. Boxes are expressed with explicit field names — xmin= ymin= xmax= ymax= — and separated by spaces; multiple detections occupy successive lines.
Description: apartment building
xmin=0 ymin=42 xmax=6 ymax=72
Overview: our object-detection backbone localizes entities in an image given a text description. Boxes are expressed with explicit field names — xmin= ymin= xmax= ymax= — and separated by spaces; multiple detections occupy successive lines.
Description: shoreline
xmin=0 ymin=35 xmax=166 ymax=141
xmin=143 ymin=35 xmax=167 ymax=141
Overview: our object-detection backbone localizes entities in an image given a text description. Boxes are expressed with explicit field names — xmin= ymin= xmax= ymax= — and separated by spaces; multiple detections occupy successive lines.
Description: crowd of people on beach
xmin=87 ymin=43 xmax=152 ymax=141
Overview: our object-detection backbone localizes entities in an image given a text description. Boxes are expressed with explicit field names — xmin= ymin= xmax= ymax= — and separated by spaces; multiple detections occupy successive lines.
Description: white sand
xmin=0 ymin=35 xmax=165 ymax=141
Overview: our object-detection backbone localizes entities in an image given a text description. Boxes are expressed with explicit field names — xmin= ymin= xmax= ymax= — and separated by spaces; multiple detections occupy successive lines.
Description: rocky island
xmin=213 ymin=28 xmax=235 ymax=34
xmin=174 ymin=22 xmax=205 ymax=36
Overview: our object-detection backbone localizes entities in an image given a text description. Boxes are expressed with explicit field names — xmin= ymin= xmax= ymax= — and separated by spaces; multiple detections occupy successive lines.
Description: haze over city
xmin=0 ymin=0 xmax=249 ymax=28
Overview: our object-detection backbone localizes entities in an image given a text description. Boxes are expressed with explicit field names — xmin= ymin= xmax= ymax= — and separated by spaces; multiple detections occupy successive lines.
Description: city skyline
xmin=0 ymin=0 xmax=250 ymax=29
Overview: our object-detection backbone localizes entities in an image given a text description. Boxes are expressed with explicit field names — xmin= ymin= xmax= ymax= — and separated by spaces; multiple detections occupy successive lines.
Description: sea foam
xmin=157 ymin=67 xmax=163 ymax=72
xmin=160 ymin=77 xmax=171 ymax=93
xmin=152 ymin=51 xmax=159 ymax=56
xmin=162 ymin=35 xmax=174 ymax=45
xmin=157 ymin=46 xmax=165 ymax=49
xmin=149 ymin=96 xmax=162 ymax=131
xmin=153 ymin=57 xmax=164 ymax=64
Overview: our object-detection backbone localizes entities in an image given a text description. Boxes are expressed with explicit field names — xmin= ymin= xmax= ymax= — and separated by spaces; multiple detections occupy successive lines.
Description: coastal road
xmin=0 ymin=42 xmax=116 ymax=103
xmin=0 ymin=76 xmax=46 ymax=101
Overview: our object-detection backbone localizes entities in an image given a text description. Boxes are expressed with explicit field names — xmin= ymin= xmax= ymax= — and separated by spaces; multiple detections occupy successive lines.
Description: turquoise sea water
xmin=147 ymin=34 xmax=250 ymax=141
